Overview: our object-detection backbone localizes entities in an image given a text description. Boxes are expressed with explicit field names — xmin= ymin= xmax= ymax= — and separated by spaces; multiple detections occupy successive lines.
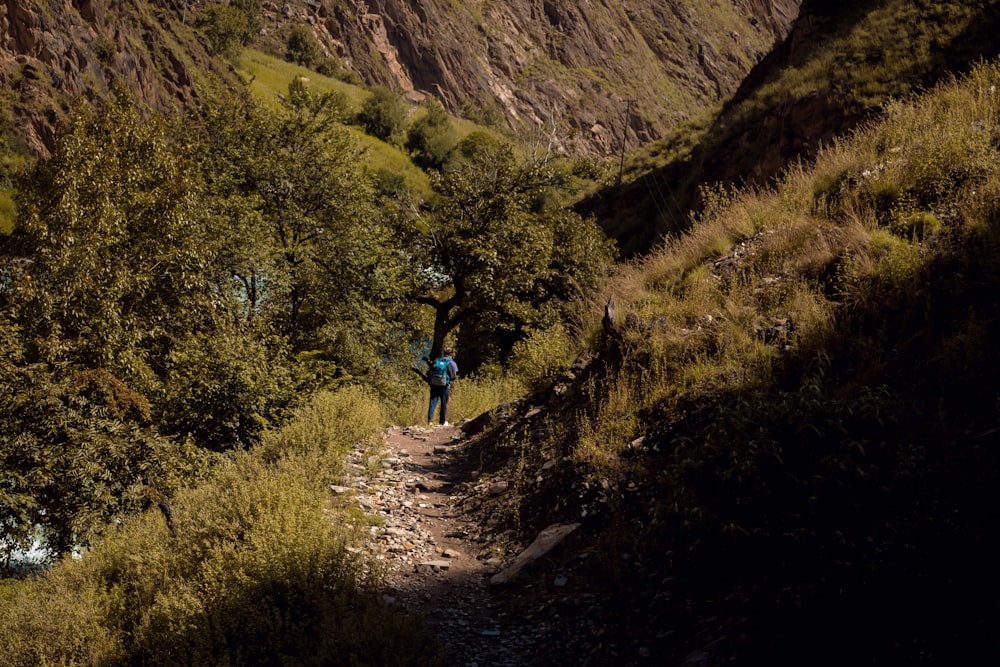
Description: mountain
xmin=587 ymin=0 xmax=1000 ymax=255
xmin=263 ymin=0 xmax=801 ymax=154
xmin=1 ymin=0 xmax=801 ymax=157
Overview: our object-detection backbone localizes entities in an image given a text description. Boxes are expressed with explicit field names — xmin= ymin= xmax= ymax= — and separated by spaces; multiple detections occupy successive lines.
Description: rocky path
xmin=343 ymin=423 xmax=540 ymax=667
xmin=339 ymin=423 xmax=675 ymax=667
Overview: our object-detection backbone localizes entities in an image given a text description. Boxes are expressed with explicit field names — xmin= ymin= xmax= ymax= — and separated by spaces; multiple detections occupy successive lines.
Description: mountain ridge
xmin=1 ymin=0 xmax=802 ymax=157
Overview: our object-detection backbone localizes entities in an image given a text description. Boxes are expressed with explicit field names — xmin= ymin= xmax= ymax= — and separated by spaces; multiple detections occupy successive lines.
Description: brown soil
xmin=362 ymin=423 xmax=670 ymax=667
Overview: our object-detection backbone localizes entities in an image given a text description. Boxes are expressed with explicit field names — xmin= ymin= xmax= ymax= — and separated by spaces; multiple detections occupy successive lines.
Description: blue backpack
xmin=429 ymin=357 xmax=451 ymax=386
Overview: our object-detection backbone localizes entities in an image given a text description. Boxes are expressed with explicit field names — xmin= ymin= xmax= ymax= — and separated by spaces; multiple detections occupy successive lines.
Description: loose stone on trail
xmin=346 ymin=422 xmax=585 ymax=666
xmin=416 ymin=560 xmax=452 ymax=573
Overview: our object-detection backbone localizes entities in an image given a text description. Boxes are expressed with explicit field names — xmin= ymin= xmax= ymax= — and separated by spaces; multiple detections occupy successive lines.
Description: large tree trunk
xmin=419 ymin=292 xmax=472 ymax=359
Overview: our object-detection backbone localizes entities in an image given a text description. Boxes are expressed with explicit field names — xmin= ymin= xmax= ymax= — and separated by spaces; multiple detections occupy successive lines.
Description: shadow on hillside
xmin=583 ymin=1 xmax=1000 ymax=259
xmin=638 ymin=215 xmax=1000 ymax=663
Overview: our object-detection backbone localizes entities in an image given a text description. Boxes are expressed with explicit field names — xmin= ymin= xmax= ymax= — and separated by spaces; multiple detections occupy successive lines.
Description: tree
xmin=7 ymin=93 xmax=216 ymax=387
xmin=2 ymin=91 xmax=305 ymax=454
xmin=410 ymin=142 xmax=616 ymax=365
xmin=286 ymin=25 xmax=321 ymax=68
xmin=196 ymin=4 xmax=250 ymax=58
xmin=193 ymin=79 xmax=415 ymax=377
xmin=357 ymin=85 xmax=408 ymax=144
xmin=405 ymin=98 xmax=458 ymax=170
xmin=0 ymin=361 xmax=184 ymax=560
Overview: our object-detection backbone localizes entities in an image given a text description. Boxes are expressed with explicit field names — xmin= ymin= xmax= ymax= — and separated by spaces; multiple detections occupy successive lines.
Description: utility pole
xmin=617 ymin=100 xmax=632 ymax=187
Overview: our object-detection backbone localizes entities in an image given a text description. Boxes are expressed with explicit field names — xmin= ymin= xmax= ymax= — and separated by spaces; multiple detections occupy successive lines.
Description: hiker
xmin=426 ymin=347 xmax=458 ymax=426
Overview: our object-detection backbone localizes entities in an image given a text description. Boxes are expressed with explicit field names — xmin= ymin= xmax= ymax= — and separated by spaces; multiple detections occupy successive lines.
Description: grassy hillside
xmin=544 ymin=57 xmax=1000 ymax=664
xmin=236 ymin=49 xmax=434 ymax=198
xmin=589 ymin=0 xmax=1000 ymax=256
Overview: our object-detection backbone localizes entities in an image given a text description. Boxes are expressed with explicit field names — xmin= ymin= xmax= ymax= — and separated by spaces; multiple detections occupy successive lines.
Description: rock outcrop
xmin=0 ymin=0 xmax=231 ymax=155
xmin=265 ymin=0 xmax=802 ymax=155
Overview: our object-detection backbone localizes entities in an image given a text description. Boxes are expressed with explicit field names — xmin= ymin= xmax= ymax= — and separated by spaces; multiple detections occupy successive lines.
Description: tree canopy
xmin=0 ymin=82 xmax=616 ymax=563
xmin=409 ymin=142 xmax=616 ymax=366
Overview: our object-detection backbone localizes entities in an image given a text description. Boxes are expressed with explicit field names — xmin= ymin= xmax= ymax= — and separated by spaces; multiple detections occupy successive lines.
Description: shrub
xmin=155 ymin=332 xmax=296 ymax=451
xmin=405 ymin=98 xmax=458 ymax=170
xmin=357 ymin=86 xmax=408 ymax=144
xmin=254 ymin=386 xmax=387 ymax=477
xmin=509 ymin=322 xmax=577 ymax=393
xmin=196 ymin=5 xmax=250 ymax=59
xmin=892 ymin=209 xmax=943 ymax=240
xmin=0 ymin=188 xmax=15 ymax=234
xmin=286 ymin=25 xmax=321 ymax=69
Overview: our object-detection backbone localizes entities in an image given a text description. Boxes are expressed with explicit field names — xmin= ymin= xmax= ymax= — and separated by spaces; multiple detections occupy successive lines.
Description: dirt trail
xmin=359 ymin=423 xmax=538 ymax=666
xmin=349 ymin=423 xmax=661 ymax=667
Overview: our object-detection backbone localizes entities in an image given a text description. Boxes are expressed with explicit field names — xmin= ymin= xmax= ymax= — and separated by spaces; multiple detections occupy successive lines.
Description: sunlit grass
xmin=237 ymin=49 xmax=369 ymax=112
xmin=393 ymin=372 xmax=527 ymax=427
xmin=0 ymin=386 xmax=446 ymax=666
xmin=574 ymin=58 xmax=1000 ymax=472
xmin=0 ymin=188 xmax=14 ymax=234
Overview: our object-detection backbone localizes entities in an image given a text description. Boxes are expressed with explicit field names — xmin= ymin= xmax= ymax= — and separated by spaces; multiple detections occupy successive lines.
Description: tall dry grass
xmin=0 ymin=386 xmax=445 ymax=666
xmin=575 ymin=58 xmax=1000 ymax=477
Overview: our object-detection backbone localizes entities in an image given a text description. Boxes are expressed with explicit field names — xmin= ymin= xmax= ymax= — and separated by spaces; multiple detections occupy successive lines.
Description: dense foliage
xmin=0 ymin=67 xmax=610 ymax=569
xmin=410 ymin=142 xmax=616 ymax=364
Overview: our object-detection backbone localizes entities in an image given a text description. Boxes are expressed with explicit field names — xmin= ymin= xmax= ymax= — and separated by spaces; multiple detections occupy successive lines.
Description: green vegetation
xmin=3 ymin=2 xmax=1000 ymax=664
xmin=357 ymin=85 xmax=408 ymax=145
xmin=561 ymin=59 xmax=1000 ymax=663
xmin=409 ymin=141 xmax=616 ymax=366
xmin=0 ymin=387 xmax=445 ymax=666
xmin=405 ymin=98 xmax=459 ymax=170
xmin=286 ymin=24 xmax=322 ymax=69
xmin=0 ymin=22 xmax=608 ymax=596
xmin=236 ymin=50 xmax=434 ymax=197
xmin=237 ymin=49 xmax=369 ymax=111
xmin=593 ymin=0 xmax=1000 ymax=256
xmin=195 ymin=2 xmax=257 ymax=59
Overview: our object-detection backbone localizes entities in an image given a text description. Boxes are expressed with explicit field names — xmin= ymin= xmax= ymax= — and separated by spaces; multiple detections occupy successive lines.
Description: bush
xmin=509 ymin=323 xmax=577 ymax=393
xmin=155 ymin=332 xmax=296 ymax=451
xmin=357 ymin=86 xmax=408 ymax=144
xmin=286 ymin=25 xmax=321 ymax=69
xmin=254 ymin=386 xmax=386 ymax=476
xmin=405 ymin=98 xmax=458 ymax=170
xmin=196 ymin=5 xmax=250 ymax=59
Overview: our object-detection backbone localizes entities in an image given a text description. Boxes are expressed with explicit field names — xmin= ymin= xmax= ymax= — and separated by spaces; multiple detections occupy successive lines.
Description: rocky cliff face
xmin=0 ymin=0 xmax=229 ymax=155
xmin=267 ymin=0 xmax=801 ymax=155
xmin=1 ymin=1 xmax=801 ymax=157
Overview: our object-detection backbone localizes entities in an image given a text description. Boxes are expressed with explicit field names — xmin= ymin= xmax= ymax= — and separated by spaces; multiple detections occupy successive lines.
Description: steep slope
xmin=458 ymin=57 xmax=1000 ymax=665
xmin=0 ymin=0 xmax=235 ymax=156
xmin=588 ymin=0 xmax=1000 ymax=256
xmin=260 ymin=0 xmax=801 ymax=155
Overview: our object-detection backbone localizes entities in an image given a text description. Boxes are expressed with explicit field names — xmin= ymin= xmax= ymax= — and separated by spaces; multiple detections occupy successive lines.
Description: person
xmin=426 ymin=347 xmax=458 ymax=426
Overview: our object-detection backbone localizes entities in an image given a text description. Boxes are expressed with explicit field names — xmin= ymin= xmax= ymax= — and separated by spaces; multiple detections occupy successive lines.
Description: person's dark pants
xmin=428 ymin=385 xmax=450 ymax=424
